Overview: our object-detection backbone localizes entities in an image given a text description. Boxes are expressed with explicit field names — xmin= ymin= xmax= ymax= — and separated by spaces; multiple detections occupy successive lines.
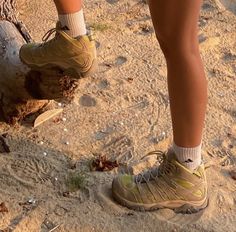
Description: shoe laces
xmin=42 ymin=28 xmax=57 ymax=42
xmin=40 ymin=27 xmax=59 ymax=47
xmin=135 ymin=150 xmax=175 ymax=184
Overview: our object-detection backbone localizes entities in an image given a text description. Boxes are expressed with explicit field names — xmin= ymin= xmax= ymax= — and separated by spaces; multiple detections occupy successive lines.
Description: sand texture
xmin=0 ymin=0 xmax=235 ymax=231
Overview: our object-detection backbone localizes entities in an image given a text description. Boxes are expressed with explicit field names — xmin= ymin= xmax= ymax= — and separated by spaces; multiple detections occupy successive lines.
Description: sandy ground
xmin=0 ymin=0 xmax=236 ymax=231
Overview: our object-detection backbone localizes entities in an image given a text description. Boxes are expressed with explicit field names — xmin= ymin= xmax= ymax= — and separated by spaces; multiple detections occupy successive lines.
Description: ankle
xmin=59 ymin=9 xmax=87 ymax=38
xmin=171 ymin=142 xmax=202 ymax=171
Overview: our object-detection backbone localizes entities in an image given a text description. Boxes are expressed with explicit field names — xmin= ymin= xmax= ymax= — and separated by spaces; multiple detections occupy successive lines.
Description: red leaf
xmin=90 ymin=155 xmax=119 ymax=172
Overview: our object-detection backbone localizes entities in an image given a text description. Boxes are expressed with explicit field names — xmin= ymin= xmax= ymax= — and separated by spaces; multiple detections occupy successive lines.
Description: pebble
xmin=43 ymin=152 xmax=47 ymax=156
xmin=115 ymin=56 xmax=127 ymax=66
xmin=39 ymin=141 xmax=44 ymax=145
xmin=28 ymin=198 xmax=36 ymax=204
xmin=63 ymin=128 xmax=68 ymax=132
xmin=65 ymin=141 xmax=70 ymax=145
xmin=62 ymin=117 xmax=67 ymax=122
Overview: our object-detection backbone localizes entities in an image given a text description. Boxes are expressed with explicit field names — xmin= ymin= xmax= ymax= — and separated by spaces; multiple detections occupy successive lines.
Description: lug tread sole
xmin=112 ymin=190 xmax=208 ymax=214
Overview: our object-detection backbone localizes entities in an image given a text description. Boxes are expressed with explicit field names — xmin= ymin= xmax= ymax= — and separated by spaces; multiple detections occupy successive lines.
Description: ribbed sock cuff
xmin=172 ymin=142 xmax=202 ymax=171
xmin=59 ymin=10 xmax=87 ymax=38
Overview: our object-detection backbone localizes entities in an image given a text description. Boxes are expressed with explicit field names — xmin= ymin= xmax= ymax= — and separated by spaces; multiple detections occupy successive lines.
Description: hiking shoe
xmin=20 ymin=23 xmax=97 ymax=78
xmin=112 ymin=151 xmax=208 ymax=213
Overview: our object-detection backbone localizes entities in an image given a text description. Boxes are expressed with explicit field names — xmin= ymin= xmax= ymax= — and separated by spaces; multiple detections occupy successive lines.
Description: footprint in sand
xmin=79 ymin=94 xmax=97 ymax=107
xmin=7 ymin=155 xmax=57 ymax=186
xmin=202 ymin=191 xmax=233 ymax=230
xmin=94 ymin=183 xmax=129 ymax=215
xmin=217 ymin=0 xmax=236 ymax=15
xmin=152 ymin=208 xmax=205 ymax=228
xmin=101 ymin=136 xmax=135 ymax=164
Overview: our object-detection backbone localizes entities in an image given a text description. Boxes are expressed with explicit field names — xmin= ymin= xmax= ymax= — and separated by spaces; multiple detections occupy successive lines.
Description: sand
xmin=0 ymin=0 xmax=235 ymax=231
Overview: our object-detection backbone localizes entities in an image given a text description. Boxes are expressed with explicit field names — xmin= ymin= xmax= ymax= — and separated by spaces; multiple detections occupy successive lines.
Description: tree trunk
xmin=0 ymin=0 xmax=78 ymax=124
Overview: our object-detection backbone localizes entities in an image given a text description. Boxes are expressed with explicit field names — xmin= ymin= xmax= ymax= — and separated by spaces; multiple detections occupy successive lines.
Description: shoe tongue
xmin=56 ymin=21 xmax=62 ymax=30
xmin=56 ymin=21 xmax=70 ymax=31
xmin=61 ymin=25 xmax=70 ymax=31
xmin=166 ymin=150 xmax=195 ymax=174
xmin=135 ymin=166 xmax=159 ymax=183
xmin=166 ymin=149 xmax=177 ymax=162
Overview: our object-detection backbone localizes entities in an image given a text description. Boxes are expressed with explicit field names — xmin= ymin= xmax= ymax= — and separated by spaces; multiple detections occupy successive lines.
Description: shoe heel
xmin=64 ymin=59 xmax=98 ymax=79
xmin=174 ymin=198 xmax=209 ymax=214
xmin=81 ymin=59 xmax=98 ymax=78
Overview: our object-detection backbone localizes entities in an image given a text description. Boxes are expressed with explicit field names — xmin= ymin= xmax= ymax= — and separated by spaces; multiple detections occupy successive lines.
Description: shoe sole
xmin=20 ymin=56 xmax=98 ymax=79
xmin=112 ymin=189 xmax=208 ymax=214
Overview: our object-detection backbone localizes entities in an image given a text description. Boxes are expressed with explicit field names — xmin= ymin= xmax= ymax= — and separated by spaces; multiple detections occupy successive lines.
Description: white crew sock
xmin=59 ymin=10 xmax=87 ymax=38
xmin=172 ymin=142 xmax=202 ymax=171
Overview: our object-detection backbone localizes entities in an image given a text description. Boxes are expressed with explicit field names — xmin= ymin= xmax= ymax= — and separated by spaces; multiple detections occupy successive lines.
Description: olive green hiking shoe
xmin=112 ymin=151 xmax=208 ymax=213
xmin=20 ymin=23 xmax=97 ymax=78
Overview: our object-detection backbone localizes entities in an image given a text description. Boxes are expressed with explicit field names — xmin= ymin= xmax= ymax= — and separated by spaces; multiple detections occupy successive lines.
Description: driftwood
xmin=0 ymin=0 xmax=78 ymax=124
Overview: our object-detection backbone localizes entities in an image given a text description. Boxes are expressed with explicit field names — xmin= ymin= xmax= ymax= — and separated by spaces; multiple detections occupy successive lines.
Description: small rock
xmin=28 ymin=198 xmax=36 ymax=204
xmin=115 ymin=56 xmax=127 ymax=66
xmin=198 ymin=18 xmax=207 ymax=27
xmin=198 ymin=34 xmax=207 ymax=43
xmin=140 ymin=25 xmax=154 ymax=35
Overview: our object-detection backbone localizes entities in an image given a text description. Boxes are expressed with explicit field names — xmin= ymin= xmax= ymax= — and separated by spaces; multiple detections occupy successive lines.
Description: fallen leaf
xmin=34 ymin=109 xmax=63 ymax=128
xmin=90 ymin=155 xmax=119 ymax=172
xmin=0 ymin=202 xmax=8 ymax=213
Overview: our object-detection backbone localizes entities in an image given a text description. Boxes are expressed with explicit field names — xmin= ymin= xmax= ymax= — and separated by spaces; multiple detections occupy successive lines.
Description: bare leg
xmin=53 ymin=0 xmax=86 ymax=37
xmin=149 ymin=0 xmax=207 ymax=148
xmin=112 ymin=0 xmax=208 ymax=211
xmin=54 ymin=0 xmax=82 ymax=14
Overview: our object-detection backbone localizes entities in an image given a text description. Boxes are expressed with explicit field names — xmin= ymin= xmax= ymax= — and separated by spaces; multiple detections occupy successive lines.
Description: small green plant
xmin=66 ymin=172 xmax=87 ymax=192
xmin=90 ymin=22 xmax=111 ymax=32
